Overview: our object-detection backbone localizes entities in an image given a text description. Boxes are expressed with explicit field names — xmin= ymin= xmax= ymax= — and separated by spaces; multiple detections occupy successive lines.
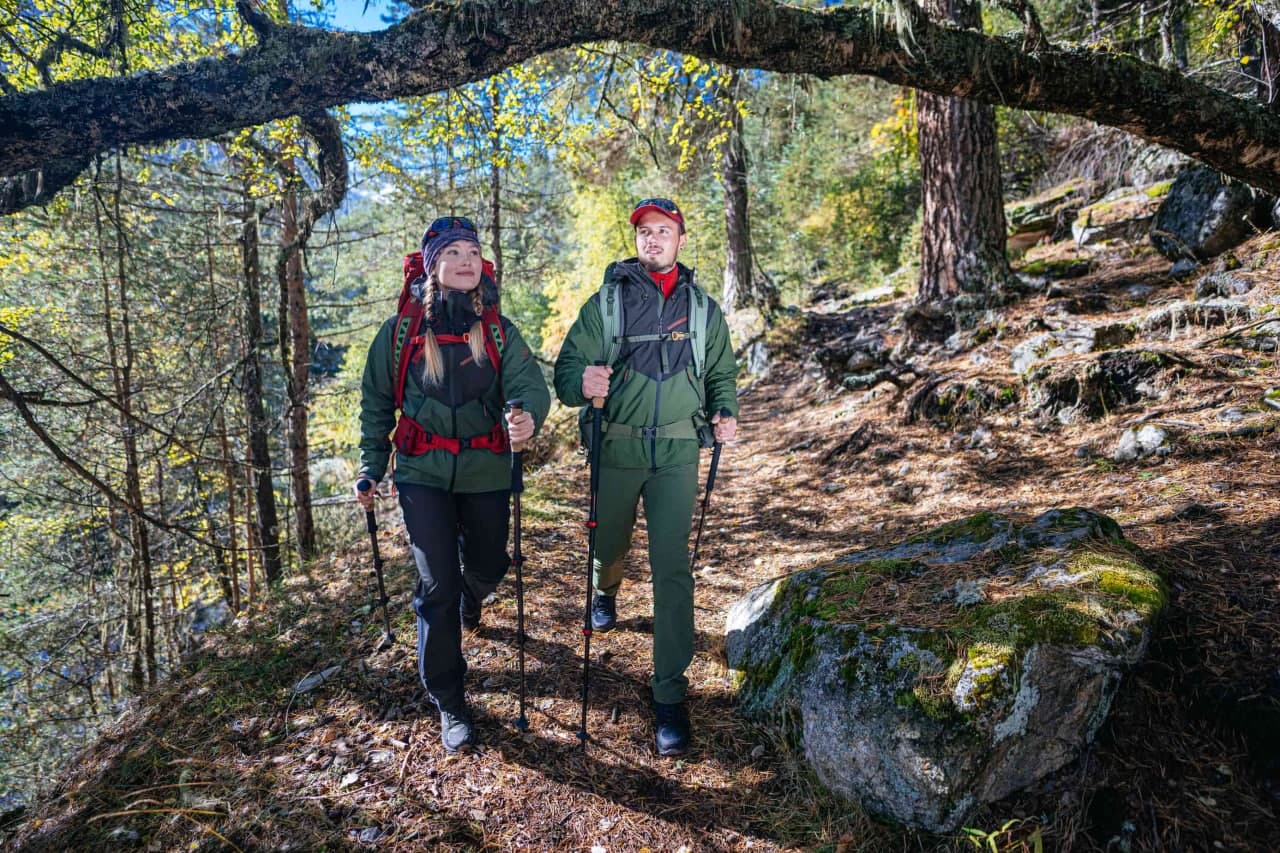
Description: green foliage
xmin=751 ymin=77 xmax=921 ymax=294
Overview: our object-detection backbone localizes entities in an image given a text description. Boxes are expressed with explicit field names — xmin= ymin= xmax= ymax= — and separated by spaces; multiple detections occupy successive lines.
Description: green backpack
xmin=579 ymin=276 xmax=713 ymax=451
xmin=598 ymin=276 xmax=709 ymax=379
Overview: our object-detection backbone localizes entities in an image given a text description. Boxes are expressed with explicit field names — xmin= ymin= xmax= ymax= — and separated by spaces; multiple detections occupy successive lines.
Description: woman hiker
xmin=354 ymin=215 xmax=550 ymax=751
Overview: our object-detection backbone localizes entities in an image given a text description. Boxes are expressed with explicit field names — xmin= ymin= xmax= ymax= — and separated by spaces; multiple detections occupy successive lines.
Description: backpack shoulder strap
xmin=481 ymin=305 xmax=505 ymax=371
xmin=392 ymin=307 xmax=423 ymax=411
xmin=687 ymin=282 xmax=708 ymax=379
xmin=599 ymin=277 xmax=624 ymax=367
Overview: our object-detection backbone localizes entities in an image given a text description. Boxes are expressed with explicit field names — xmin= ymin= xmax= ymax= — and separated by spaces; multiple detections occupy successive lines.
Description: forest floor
xmin=3 ymin=235 xmax=1279 ymax=852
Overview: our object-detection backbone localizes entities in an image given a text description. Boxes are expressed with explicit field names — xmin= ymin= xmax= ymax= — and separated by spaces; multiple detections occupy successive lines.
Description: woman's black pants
xmin=397 ymin=482 xmax=510 ymax=711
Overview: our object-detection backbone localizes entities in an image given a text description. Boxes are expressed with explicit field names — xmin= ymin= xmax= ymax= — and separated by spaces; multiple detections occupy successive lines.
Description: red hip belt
xmin=393 ymin=416 xmax=509 ymax=456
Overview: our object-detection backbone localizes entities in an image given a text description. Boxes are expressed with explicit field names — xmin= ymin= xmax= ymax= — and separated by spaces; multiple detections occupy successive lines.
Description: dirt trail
xmin=8 ymin=250 xmax=1280 ymax=850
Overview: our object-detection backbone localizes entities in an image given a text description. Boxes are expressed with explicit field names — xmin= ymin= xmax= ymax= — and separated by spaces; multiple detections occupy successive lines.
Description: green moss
xmin=1143 ymin=180 xmax=1174 ymax=197
xmin=964 ymin=592 xmax=1102 ymax=647
xmin=814 ymin=572 xmax=871 ymax=620
xmin=1067 ymin=550 xmax=1168 ymax=614
xmin=787 ymin=620 xmax=818 ymax=670
xmin=907 ymin=511 xmax=1002 ymax=546
xmin=1015 ymin=258 xmax=1092 ymax=277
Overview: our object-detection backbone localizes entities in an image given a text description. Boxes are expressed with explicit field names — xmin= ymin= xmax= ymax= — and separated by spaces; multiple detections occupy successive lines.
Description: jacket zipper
xmin=448 ymin=330 xmax=459 ymax=492
xmin=650 ymin=284 xmax=667 ymax=472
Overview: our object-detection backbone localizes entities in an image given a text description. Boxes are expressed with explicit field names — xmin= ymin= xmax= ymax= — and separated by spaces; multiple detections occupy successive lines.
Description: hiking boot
xmin=460 ymin=589 xmax=481 ymax=631
xmin=654 ymin=701 xmax=690 ymax=756
xmin=439 ymin=705 xmax=475 ymax=752
xmin=590 ymin=593 xmax=616 ymax=632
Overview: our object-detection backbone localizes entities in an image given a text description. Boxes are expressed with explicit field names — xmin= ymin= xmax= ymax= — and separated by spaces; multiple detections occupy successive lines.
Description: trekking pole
xmin=357 ymin=480 xmax=396 ymax=651
xmin=690 ymin=408 xmax=731 ymax=573
xmin=506 ymin=399 xmax=530 ymax=732
xmin=578 ymin=364 xmax=607 ymax=743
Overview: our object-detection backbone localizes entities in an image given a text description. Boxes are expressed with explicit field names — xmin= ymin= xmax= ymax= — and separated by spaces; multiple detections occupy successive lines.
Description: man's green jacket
xmin=359 ymin=294 xmax=550 ymax=492
xmin=554 ymin=259 xmax=739 ymax=470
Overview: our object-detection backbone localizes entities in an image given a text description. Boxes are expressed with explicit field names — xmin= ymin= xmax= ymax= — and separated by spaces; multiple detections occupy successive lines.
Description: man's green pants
xmin=592 ymin=462 xmax=698 ymax=705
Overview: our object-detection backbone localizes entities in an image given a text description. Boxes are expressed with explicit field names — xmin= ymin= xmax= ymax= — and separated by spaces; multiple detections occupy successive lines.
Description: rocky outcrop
xmin=1072 ymin=183 xmax=1169 ymax=246
xmin=1150 ymin=166 xmax=1267 ymax=260
xmin=1010 ymin=324 xmax=1136 ymax=376
xmin=725 ymin=509 xmax=1165 ymax=833
xmin=1006 ymin=178 xmax=1101 ymax=251
xmin=1138 ymin=299 xmax=1255 ymax=340
xmin=1022 ymin=349 xmax=1188 ymax=423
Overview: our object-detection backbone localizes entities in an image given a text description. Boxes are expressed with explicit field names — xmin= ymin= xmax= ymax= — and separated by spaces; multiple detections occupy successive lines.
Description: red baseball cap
xmin=629 ymin=197 xmax=684 ymax=232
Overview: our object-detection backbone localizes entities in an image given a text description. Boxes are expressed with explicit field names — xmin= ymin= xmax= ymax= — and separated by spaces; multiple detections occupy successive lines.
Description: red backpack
xmin=390 ymin=251 xmax=509 ymax=456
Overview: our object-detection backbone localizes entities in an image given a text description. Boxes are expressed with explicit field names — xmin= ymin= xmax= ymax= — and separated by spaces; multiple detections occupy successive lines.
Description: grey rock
xmin=1139 ymin=299 xmax=1254 ymax=339
xmin=1010 ymin=324 xmax=1135 ymax=376
xmin=1151 ymin=166 xmax=1261 ymax=260
xmin=1217 ymin=407 xmax=1246 ymax=423
xmin=1194 ymin=272 xmax=1254 ymax=299
xmin=1114 ymin=425 xmax=1171 ymax=462
xmin=1072 ymin=186 xmax=1163 ymax=246
xmin=726 ymin=509 xmax=1161 ymax=833
xmin=1168 ymin=259 xmax=1200 ymax=280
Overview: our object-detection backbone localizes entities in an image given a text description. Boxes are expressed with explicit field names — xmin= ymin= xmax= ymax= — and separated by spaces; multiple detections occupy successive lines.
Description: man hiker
xmin=553 ymin=197 xmax=739 ymax=755
xmin=355 ymin=215 xmax=550 ymax=752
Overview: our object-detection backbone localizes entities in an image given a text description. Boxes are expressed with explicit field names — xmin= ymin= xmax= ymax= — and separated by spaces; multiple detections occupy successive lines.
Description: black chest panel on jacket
xmin=408 ymin=292 xmax=499 ymax=408
xmin=611 ymin=264 xmax=694 ymax=382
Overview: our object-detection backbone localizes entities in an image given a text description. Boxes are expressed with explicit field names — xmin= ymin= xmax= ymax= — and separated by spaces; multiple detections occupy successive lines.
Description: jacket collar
xmin=607 ymin=258 xmax=694 ymax=290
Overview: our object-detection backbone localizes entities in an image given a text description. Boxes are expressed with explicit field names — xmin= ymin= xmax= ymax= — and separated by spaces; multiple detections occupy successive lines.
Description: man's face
xmin=633 ymin=210 xmax=687 ymax=273
xmin=435 ymin=241 xmax=482 ymax=292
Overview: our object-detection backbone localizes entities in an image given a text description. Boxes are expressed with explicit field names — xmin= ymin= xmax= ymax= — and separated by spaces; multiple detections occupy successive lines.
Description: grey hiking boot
xmin=439 ymin=705 xmax=475 ymax=752
xmin=654 ymin=701 xmax=690 ymax=756
xmin=590 ymin=593 xmax=616 ymax=632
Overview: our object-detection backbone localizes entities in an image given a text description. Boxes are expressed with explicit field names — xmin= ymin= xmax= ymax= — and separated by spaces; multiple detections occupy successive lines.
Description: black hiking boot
xmin=654 ymin=701 xmax=690 ymax=756
xmin=590 ymin=593 xmax=616 ymax=632
xmin=439 ymin=704 xmax=475 ymax=752
xmin=460 ymin=588 xmax=481 ymax=631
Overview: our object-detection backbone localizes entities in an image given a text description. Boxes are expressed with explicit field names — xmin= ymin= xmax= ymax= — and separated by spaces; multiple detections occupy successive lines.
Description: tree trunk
xmin=1249 ymin=6 xmax=1280 ymax=110
xmin=489 ymin=77 xmax=504 ymax=288
xmin=1160 ymin=0 xmax=1189 ymax=70
xmin=239 ymin=196 xmax=283 ymax=585
xmin=721 ymin=69 xmax=754 ymax=315
xmin=279 ymin=185 xmax=315 ymax=560
xmin=915 ymin=0 xmax=1012 ymax=333
xmin=93 ymin=154 xmax=158 ymax=687
xmin=217 ymin=411 xmax=242 ymax=613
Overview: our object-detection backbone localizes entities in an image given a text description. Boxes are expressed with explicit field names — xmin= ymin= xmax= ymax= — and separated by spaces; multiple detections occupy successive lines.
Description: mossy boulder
xmin=1022 ymin=349 xmax=1188 ymax=423
xmin=1150 ymin=165 xmax=1268 ymax=260
xmin=724 ymin=508 xmax=1164 ymax=833
xmin=1071 ymin=184 xmax=1167 ymax=246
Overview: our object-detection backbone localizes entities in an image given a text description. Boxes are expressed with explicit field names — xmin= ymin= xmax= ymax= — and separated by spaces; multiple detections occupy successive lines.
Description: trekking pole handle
xmin=591 ymin=360 xmax=606 ymax=409
xmin=506 ymin=399 xmax=527 ymax=453
xmin=357 ymin=479 xmax=377 ymax=534
xmin=706 ymin=407 xmax=732 ymax=491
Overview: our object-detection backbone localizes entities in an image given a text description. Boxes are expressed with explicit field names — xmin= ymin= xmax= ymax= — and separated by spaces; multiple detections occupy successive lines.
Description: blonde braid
xmin=417 ymin=273 xmax=445 ymax=387
xmin=468 ymin=286 xmax=487 ymax=368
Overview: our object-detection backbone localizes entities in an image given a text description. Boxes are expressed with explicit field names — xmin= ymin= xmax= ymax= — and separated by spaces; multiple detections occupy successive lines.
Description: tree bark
xmin=279 ymin=184 xmax=315 ymax=561
xmin=7 ymin=0 xmax=1280 ymax=209
xmin=238 ymin=196 xmax=283 ymax=586
xmin=489 ymin=77 xmax=505 ymax=289
xmin=721 ymin=69 xmax=754 ymax=315
xmin=916 ymin=0 xmax=1012 ymax=325
xmin=269 ymin=112 xmax=344 ymax=564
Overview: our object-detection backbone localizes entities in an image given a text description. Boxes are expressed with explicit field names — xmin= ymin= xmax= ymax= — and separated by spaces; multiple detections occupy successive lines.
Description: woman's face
xmin=435 ymin=241 xmax=482 ymax=291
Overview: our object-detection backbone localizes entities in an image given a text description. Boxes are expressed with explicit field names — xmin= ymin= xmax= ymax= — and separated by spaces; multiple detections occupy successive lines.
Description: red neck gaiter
xmin=649 ymin=267 xmax=679 ymax=299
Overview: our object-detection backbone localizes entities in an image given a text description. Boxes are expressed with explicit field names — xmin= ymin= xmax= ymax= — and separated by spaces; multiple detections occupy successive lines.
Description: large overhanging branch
xmin=3 ymin=0 xmax=1280 ymax=216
